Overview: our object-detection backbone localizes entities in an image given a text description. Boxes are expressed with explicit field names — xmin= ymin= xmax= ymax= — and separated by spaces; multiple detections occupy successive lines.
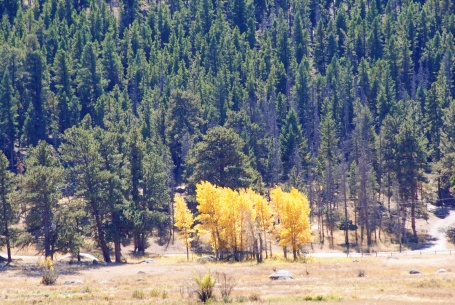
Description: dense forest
xmin=1 ymin=0 xmax=455 ymax=262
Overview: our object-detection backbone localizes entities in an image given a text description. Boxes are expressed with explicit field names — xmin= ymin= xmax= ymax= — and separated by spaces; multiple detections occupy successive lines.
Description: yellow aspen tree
xmin=270 ymin=186 xmax=312 ymax=260
xmin=219 ymin=187 xmax=238 ymax=256
xmin=195 ymin=181 xmax=223 ymax=259
xmin=247 ymin=188 xmax=273 ymax=259
xmin=174 ymin=194 xmax=195 ymax=261
xmin=236 ymin=189 xmax=256 ymax=260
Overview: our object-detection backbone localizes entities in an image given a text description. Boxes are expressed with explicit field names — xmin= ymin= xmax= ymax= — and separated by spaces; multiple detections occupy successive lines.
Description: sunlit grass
xmin=1 ymin=254 xmax=455 ymax=304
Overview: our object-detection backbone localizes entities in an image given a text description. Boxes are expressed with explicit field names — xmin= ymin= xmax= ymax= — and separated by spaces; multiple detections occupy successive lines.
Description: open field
xmin=1 ymin=253 xmax=455 ymax=305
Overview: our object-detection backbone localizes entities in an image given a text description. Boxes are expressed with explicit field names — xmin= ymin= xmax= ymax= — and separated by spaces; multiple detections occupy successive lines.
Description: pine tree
xmin=395 ymin=102 xmax=427 ymax=240
xmin=0 ymin=152 xmax=17 ymax=262
xmin=280 ymin=109 xmax=307 ymax=181
xmin=165 ymin=90 xmax=201 ymax=183
xmin=318 ymin=98 xmax=338 ymax=248
xmin=101 ymin=32 xmax=123 ymax=91
xmin=23 ymin=35 xmax=47 ymax=146
xmin=76 ymin=42 xmax=104 ymax=119
xmin=52 ymin=49 xmax=79 ymax=132
xmin=21 ymin=141 xmax=64 ymax=259
xmin=0 ymin=70 xmax=18 ymax=168
xmin=60 ymin=116 xmax=112 ymax=262
xmin=186 ymin=126 xmax=256 ymax=191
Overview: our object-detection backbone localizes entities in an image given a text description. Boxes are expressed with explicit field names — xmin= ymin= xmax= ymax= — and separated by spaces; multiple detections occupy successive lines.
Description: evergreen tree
xmin=60 ymin=116 xmax=112 ymax=262
xmin=186 ymin=126 xmax=256 ymax=190
xmin=21 ymin=141 xmax=64 ymax=259
xmin=165 ymin=90 xmax=201 ymax=183
xmin=23 ymin=35 xmax=47 ymax=146
xmin=0 ymin=70 xmax=18 ymax=168
xmin=76 ymin=42 xmax=104 ymax=119
xmin=0 ymin=152 xmax=17 ymax=262
xmin=280 ymin=109 xmax=307 ymax=181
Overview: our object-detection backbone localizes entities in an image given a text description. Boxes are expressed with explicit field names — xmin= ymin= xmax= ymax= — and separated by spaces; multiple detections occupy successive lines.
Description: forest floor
xmin=1 ymin=207 xmax=455 ymax=304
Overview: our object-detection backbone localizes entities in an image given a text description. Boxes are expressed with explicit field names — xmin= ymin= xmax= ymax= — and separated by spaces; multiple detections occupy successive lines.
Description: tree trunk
xmin=411 ymin=201 xmax=417 ymax=239
xmin=93 ymin=203 xmax=111 ymax=263
xmin=44 ymin=201 xmax=51 ymax=258
xmin=258 ymin=233 xmax=263 ymax=263
xmin=114 ymin=240 xmax=122 ymax=263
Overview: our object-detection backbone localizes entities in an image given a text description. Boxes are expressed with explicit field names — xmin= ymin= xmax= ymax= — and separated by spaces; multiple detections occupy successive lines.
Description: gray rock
xmin=437 ymin=269 xmax=448 ymax=273
xmin=137 ymin=271 xmax=146 ymax=274
xmin=64 ymin=280 xmax=83 ymax=285
xmin=269 ymin=270 xmax=293 ymax=280
xmin=141 ymin=259 xmax=154 ymax=264
xmin=100 ymin=280 xmax=112 ymax=284
xmin=409 ymin=269 xmax=421 ymax=274
xmin=197 ymin=255 xmax=216 ymax=263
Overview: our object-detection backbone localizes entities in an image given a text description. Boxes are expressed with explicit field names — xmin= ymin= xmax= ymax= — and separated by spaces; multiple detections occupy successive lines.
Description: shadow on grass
xmin=16 ymin=260 xmax=128 ymax=278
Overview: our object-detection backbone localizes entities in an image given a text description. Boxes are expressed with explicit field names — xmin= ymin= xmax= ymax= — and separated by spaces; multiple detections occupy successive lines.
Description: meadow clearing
xmin=1 ymin=251 xmax=455 ymax=305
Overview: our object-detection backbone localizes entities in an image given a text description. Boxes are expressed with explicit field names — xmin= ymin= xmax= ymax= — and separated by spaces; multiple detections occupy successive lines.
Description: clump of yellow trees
xmin=174 ymin=181 xmax=312 ymax=261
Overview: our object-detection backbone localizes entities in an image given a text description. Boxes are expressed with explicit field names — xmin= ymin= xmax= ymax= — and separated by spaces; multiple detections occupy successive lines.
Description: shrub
xmin=40 ymin=257 xmax=58 ymax=285
xmin=194 ymin=270 xmax=216 ymax=303
xmin=338 ymin=219 xmax=358 ymax=231
xmin=132 ymin=289 xmax=145 ymax=299
xmin=248 ymin=293 xmax=261 ymax=301
xmin=150 ymin=288 xmax=160 ymax=297
xmin=217 ymin=272 xmax=236 ymax=300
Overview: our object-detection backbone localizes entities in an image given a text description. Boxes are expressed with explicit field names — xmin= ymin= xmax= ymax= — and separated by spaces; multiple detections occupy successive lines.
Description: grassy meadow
xmin=1 ymin=253 xmax=455 ymax=305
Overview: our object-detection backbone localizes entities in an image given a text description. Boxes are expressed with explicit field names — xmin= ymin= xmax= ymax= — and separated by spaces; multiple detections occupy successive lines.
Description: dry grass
xmin=1 ymin=254 xmax=455 ymax=304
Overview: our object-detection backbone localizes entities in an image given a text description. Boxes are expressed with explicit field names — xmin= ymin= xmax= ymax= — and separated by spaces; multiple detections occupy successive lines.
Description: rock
xmin=64 ymin=280 xmax=83 ymax=285
xmin=60 ymin=253 xmax=98 ymax=261
xmin=387 ymin=257 xmax=398 ymax=260
xmin=175 ymin=185 xmax=186 ymax=193
xmin=141 ymin=259 xmax=154 ymax=264
xmin=352 ymin=260 xmax=359 ymax=262
xmin=197 ymin=255 xmax=216 ymax=263
xmin=409 ymin=270 xmax=421 ymax=274
xmin=137 ymin=271 xmax=146 ymax=274
xmin=100 ymin=280 xmax=112 ymax=284
xmin=269 ymin=270 xmax=293 ymax=280
xmin=437 ymin=269 xmax=448 ymax=273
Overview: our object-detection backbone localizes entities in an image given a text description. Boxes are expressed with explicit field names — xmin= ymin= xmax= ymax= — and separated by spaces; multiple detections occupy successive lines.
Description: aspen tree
xmin=174 ymin=194 xmax=194 ymax=261
xmin=270 ymin=186 xmax=312 ymax=260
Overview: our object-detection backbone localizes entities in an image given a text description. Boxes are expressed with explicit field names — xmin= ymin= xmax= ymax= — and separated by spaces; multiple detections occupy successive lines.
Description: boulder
xmin=269 ymin=270 xmax=293 ymax=280
xmin=197 ymin=255 xmax=216 ymax=263
xmin=409 ymin=269 xmax=421 ymax=274
xmin=64 ymin=280 xmax=83 ymax=285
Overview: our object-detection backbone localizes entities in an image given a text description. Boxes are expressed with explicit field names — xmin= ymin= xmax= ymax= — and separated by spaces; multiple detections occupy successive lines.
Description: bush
xmin=217 ymin=272 xmax=236 ymax=300
xmin=338 ymin=219 xmax=358 ymax=231
xmin=40 ymin=257 xmax=58 ymax=285
xmin=132 ymin=290 xmax=145 ymax=299
xmin=194 ymin=270 xmax=216 ymax=303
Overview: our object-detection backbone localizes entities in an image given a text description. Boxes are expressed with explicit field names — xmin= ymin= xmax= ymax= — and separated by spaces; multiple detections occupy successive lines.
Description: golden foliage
xmin=270 ymin=186 xmax=312 ymax=256
xmin=173 ymin=194 xmax=195 ymax=260
xmin=195 ymin=181 xmax=312 ymax=260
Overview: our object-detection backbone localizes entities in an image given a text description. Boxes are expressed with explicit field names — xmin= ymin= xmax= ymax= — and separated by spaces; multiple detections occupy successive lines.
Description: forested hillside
xmin=1 ymin=0 xmax=455 ymax=261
